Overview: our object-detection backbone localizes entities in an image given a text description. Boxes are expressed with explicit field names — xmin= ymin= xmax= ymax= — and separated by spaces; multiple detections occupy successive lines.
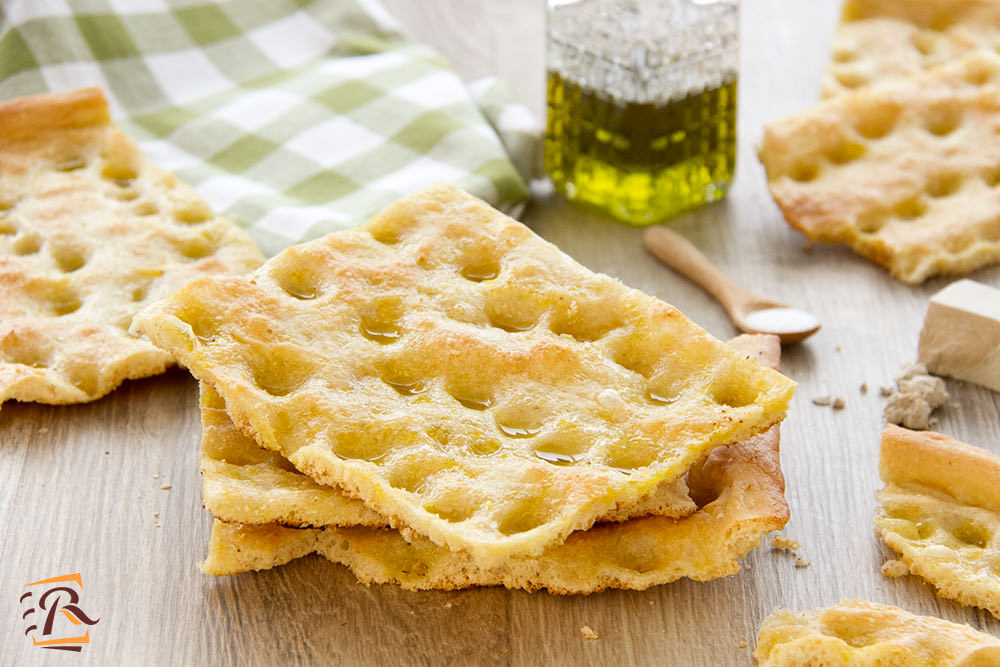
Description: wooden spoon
xmin=643 ymin=226 xmax=820 ymax=344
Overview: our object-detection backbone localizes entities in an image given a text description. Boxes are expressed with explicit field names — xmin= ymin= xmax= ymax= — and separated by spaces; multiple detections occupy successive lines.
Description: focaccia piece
xmin=755 ymin=599 xmax=1000 ymax=666
xmin=135 ymin=184 xmax=794 ymax=567
xmin=761 ymin=51 xmax=1000 ymax=284
xmin=202 ymin=336 xmax=790 ymax=593
xmin=824 ymin=0 xmax=1000 ymax=98
xmin=0 ymin=88 xmax=263 ymax=408
xmin=201 ymin=383 xmax=696 ymax=528
xmin=875 ymin=424 xmax=1000 ymax=619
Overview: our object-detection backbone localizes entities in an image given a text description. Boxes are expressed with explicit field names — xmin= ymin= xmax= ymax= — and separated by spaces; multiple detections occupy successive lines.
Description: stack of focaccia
xmin=759 ymin=0 xmax=1000 ymax=284
xmin=133 ymin=184 xmax=797 ymax=592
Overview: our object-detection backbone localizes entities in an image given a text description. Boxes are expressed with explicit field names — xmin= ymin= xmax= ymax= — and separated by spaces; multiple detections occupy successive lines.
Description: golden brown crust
xmin=761 ymin=51 xmax=1000 ymax=284
xmin=0 ymin=88 xmax=264 ymax=409
xmin=876 ymin=425 xmax=1000 ymax=620
xmin=200 ymin=335 xmax=790 ymax=593
xmin=880 ymin=424 xmax=1000 ymax=512
xmin=755 ymin=599 xmax=1000 ymax=666
xmin=135 ymin=185 xmax=795 ymax=567
xmin=0 ymin=87 xmax=110 ymax=147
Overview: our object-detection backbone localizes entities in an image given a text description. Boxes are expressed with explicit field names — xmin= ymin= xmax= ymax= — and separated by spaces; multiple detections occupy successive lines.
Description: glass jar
xmin=545 ymin=0 xmax=739 ymax=224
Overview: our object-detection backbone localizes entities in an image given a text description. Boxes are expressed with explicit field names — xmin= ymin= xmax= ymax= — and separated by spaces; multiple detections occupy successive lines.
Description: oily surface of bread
xmin=755 ymin=598 xmax=1000 ymax=666
xmin=875 ymin=424 xmax=1000 ymax=619
xmin=761 ymin=51 xmax=1000 ymax=284
xmin=0 ymin=87 xmax=263 ymax=409
xmin=134 ymin=184 xmax=794 ymax=567
xmin=201 ymin=336 xmax=790 ymax=594
xmin=200 ymin=385 xmax=696 ymax=528
xmin=824 ymin=0 xmax=1000 ymax=98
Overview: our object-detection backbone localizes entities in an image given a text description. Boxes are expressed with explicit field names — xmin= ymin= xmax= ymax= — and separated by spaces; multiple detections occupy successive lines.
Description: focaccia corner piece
xmin=875 ymin=424 xmax=1000 ymax=619
xmin=134 ymin=184 xmax=795 ymax=567
xmin=0 ymin=87 xmax=263 ymax=408
xmin=755 ymin=599 xmax=1000 ymax=666
xmin=202 ymin=335 xmax=790 ymax=593
xmin=760 ymin=51 xmax=1000 ymax=284
xmin=824 ymin=0 xmax=1000 ymax=98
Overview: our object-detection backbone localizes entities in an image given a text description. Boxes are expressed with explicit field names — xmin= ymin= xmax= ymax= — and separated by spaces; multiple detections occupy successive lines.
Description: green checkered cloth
xmin=0 ymin=0 xmax=538 ymax=256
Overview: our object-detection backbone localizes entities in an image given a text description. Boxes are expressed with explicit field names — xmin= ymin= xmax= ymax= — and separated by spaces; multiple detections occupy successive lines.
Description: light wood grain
xmin=3 ymin=1 xmax=1000 ymax=665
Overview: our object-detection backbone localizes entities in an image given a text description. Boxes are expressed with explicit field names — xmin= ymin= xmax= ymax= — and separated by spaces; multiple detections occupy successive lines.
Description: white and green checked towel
xmin=0 ymin=0 xmax=539 ymax=256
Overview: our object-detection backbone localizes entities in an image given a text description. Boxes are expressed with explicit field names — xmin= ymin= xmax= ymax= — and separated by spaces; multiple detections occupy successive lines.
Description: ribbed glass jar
xmin=545 ymin=0 xmax=739 ymax=224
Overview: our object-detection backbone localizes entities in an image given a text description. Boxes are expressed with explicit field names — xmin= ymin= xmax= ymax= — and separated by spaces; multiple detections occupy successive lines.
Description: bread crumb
xmin=835 ymin=345 xmax=842 ymax=352
xmin=160 ymin=483 xmax=171 ymax=490
xmin=153 ymin=473 xmax=160 ymax=479
xmin=795 ymin=557 xmax=811 ymax=569
xmin=504 ymin=649 xmax=510 ymax=656
xmin=879 ymin=386 xmax=892 ymax=397
xmin=812 ymin=396 xmax=832 ymax=406
xmin=580 ymin=625 xmax=599 ymax=640
xmin=153 ymin=512 xmax=159 ymax=518
xmin=738 ymin=640 xmax=748 ymax=649
xmin=104 ymin=450 xmax=109 ymax=455
xmin=772 ymin=536 xmax=800 ymax=551
xmin=832 ymin=397 xmax=845 ymax=410
xmin=881 ymin=559 xmax=909 ymax=578
xmin=444 ymin=602 xmax=453 ymax=609
xmin=883 ymin=363 xmax=949 ymax=430
xmin=860 ymin=383 xmax=868 ymax=394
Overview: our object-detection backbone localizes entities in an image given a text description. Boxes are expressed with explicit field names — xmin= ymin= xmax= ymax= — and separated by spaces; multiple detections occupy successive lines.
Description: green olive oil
xmin=545 ymin=71 xmax=737 ymax=225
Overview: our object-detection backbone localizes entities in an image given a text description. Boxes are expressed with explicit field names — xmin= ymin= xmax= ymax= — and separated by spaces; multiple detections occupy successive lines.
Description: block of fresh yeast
xmin=918 ymin=280 xmax=1000 ymax=393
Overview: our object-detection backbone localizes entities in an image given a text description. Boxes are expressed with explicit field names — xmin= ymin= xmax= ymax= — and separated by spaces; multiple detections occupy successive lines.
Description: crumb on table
xmin=881 ymin=559 xmax=909 ymax=578
xmin=580 ymin=625 xmax=599 ymax=640
xmin=795 ymin=557 xmax=811 ymax=569
xmin=812 ymin=396 xmax=832 ymax=406
xmin=772 ymin=536 xmax=800 ymax=552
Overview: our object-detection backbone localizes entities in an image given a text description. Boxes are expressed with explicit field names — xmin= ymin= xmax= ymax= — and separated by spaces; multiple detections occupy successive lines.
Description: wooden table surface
xmin=4 ymin=1 xmax=1000 ymax=665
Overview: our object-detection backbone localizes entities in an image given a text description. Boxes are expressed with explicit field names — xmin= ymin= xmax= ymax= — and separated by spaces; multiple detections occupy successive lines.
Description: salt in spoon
xmin=643 ymin=226 xmax=820 ymax=344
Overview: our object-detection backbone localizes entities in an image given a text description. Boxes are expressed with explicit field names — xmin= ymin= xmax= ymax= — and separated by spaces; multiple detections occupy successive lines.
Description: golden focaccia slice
xmin=755 ymin=599 xmax=1000 ymax=666
xmin=134 ymin=184 xmax=795 ymax=567
xmin=0 ymin=87 xmax=263 ymax=408
xmin=823 ymin=0 xmax=1000 ymax=98
xmin=202 ymin=336 xmax=790 ymax=593
xmin=201 ymin=378 xmax=696 ymax=527
xmin=875 ymin=424 xmax=1000 ymax=619
xmin=761 ymin=51 xmax=1000 ymax=284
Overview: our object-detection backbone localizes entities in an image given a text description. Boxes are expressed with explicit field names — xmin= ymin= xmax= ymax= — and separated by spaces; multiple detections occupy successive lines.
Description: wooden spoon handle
xmin=643 ymin=226 xmax=751 ymax=313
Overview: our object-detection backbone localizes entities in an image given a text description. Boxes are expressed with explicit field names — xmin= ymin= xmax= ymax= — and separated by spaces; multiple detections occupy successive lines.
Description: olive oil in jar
xmin=545 ymin=0 xmax=739 ymax=224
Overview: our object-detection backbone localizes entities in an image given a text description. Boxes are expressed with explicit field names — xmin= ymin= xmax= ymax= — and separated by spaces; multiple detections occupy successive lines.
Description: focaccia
xmin=875 ymin=424 xmax=1000 ymax=619
xmin=201 ymin=335 xmax=790 ymax=593
xmin=824 ymin=0 xmax=1000 ymax=97
xmin=760 ymin=51 xmax=1000 ymax=284
xmin=0 ymin=87 xmax=263 ymax=408
xmin=755 ymin=599 xmax=1000 ymax=666
xmin=135 ymin=185 xmax=794 ymax=567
